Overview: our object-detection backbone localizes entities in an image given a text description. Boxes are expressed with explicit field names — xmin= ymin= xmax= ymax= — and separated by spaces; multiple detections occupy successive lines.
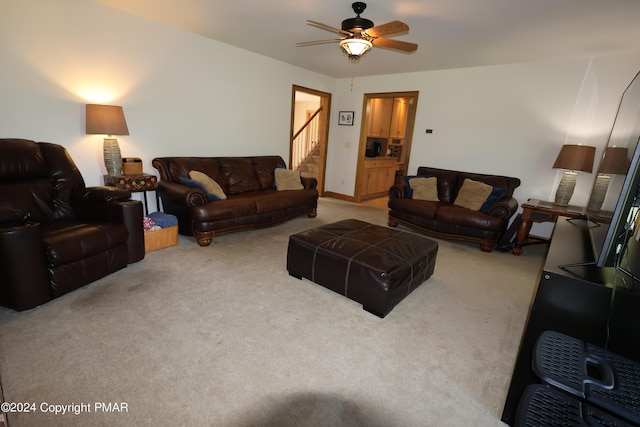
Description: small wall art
xmin=338 ymin=111 xmax=354 ymax=126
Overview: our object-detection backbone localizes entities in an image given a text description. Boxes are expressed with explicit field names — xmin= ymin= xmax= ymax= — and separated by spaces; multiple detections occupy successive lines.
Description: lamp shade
xmin=598 ymin=146 xmax=630 ymax=175
xmin=552 ymin=144 xmax=596 ymax=173
xmin=86 ymin=104 xmax=129 ymax=135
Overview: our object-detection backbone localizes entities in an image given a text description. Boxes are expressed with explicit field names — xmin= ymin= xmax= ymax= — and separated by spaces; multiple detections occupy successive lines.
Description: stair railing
xmin=292 ymin=107 xmax=321 ymax=170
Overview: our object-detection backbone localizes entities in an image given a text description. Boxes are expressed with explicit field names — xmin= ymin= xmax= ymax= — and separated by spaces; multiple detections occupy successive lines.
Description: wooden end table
xmin=512 ymin=199 xmax=586 ymax=255
xmin=104 ymin=173 xmax=158 ymax=216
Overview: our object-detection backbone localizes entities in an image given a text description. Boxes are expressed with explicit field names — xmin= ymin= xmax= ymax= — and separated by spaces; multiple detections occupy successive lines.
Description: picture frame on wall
xmin=338 ymin=111 xmax=354 ymax=126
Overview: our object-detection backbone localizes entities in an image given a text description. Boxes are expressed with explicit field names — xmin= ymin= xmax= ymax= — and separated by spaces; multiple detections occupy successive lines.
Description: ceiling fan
xmin=296 ymin=2 xmax=418 ymax=62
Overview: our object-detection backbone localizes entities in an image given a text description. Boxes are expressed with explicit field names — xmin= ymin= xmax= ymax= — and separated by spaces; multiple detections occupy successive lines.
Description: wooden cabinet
xmin=390 ymin=98 xmax=409 ymax=138
xmin=367 ymin=98 xmax=393 ymax=137
xmin=362 ymin=159 xmax=398 ymax=197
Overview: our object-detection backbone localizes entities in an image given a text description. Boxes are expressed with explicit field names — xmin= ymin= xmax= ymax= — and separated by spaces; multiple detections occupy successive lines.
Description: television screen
xmin=587 ymin=70 xmax=640 ymax=268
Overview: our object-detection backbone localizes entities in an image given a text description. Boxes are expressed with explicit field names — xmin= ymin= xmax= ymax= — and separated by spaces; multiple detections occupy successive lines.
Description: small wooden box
xmin=144 ymin=225 xmax=178 ymax=252
xmin=122 ymin=157 xmax=143 ymax=175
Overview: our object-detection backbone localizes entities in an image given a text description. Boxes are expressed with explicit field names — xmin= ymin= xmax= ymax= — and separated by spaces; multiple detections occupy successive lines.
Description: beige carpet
xmin=0 ymin=197 xmax=546 ymax=426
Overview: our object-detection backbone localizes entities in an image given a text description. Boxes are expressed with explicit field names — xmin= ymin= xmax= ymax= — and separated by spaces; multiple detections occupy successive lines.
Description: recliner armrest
xmin=72 ymin=195 xmax=145 ymax=264
xmin=0 ymin=204 xmax=28 ymax=228
xmin=80 ymin=186 xmax=131 ymax=202
xmin=0 ymin=222 xmax=51 ymax=310
xmin=107 ymin=200 xmax=145 ymax=263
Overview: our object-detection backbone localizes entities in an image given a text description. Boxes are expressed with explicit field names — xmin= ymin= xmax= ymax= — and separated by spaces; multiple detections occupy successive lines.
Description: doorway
xmin=290 ymin=85 xmax=331 ymax=196
xmin=354 ymin=91 xmax=419 ymax=202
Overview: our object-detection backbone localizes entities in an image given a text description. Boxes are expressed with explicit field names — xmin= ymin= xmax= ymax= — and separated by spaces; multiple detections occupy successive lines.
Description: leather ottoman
xmin=287 ymin=219 xmax=438 ymax=318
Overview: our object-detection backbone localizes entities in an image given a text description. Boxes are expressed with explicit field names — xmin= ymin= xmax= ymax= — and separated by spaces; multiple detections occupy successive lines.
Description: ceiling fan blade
xmin=372 ymin=37 xmax=418 ymax=53
xmin=307 ymin=20 xmax=352 ymax=37
xmin=366 ymin=21 xmax=409 ymax=38
xmin=296 ymin=38 xmax=342 ymax=47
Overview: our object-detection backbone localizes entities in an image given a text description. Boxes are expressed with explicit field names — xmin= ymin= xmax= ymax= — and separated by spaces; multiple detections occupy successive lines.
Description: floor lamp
xmin=552 ymin=144 xmax=596 ymax=207
xmin=85 ymin=104 xmax=129 ymax=176
xmin=587 ymin=146 xmax=630 ymax=211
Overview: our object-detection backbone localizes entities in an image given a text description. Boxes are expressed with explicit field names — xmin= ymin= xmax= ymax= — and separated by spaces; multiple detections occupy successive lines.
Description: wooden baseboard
xmin=322 ymin=192 xmax=355 ymax=202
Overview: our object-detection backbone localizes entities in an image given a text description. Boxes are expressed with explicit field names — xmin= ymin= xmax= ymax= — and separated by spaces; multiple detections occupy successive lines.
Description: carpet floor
xmin=0 ymin=197 xmax=546 ymax=426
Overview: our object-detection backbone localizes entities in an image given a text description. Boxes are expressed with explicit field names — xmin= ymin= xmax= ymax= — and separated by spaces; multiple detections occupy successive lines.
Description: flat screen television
xmin=587 ymin=70 xmax=640 ymax=268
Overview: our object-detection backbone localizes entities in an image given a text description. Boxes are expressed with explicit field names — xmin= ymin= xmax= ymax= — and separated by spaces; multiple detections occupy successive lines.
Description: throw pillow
xmin=188 ymin=170 xmax=227 ymax=200
xmin=178 ymin=177 xmax=222 ymax=201
xmin=454 ymin=178 xmax=493 ymax=211
xmin=409 ymin=177 xmax=439 ymax=202
xmin=480 ymin=187 xmax=507 ymax=213
xmin=403 ymin=175 xmax=417 ymax=198
xmin=274 ymin=168 xmax=303 ymax=191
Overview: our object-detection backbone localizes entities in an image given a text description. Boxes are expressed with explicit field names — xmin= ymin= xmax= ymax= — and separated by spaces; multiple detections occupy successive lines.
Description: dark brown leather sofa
xmin=388 ymin=166 xmax=520 ymax=252
xmin=0 ymin=138 xmax=145 ymax=311
xmin=152 ymin=156 xmax=318 ymax=246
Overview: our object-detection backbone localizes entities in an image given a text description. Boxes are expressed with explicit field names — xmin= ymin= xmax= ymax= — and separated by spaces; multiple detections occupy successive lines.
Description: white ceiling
xmin=93 ymin=0 xmax=640 ymax=79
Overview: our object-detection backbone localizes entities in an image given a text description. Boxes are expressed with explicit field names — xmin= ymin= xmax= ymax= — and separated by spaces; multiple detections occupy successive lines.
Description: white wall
xmin=2 ymin=0 xmax=640 ymax=231
xmin=0 ymin=0 xmax=335 ymax=213
xmin=327 ymin=55 xmax=640 ymax=212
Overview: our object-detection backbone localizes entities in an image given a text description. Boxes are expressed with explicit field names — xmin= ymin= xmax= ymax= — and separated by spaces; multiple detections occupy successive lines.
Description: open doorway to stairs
xmin=290 ymin=85 xmax=331 ymax=196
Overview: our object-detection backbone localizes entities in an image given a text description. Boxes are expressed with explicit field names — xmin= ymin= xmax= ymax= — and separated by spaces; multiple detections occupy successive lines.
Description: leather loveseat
xmin=0 ymin=138 xmax=145 ymax=311
xmin=388 ymin=166 xmax=520 ymax=252
xmin=152 ymin=156 xmax=318 ymax=246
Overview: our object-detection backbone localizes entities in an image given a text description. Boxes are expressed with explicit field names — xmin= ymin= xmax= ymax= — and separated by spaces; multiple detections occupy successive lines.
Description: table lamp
xmin=552 ymin=144 xmax=596 ymax=206
xmin=587 ymin=146 xmax=630 ymax=211
xmin=86 ymin=104 xmax=129 ymax=176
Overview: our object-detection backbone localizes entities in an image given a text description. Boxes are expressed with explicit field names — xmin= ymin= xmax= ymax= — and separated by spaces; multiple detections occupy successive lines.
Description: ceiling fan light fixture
xmin=339 ymin=38 xmax=373 ymax=60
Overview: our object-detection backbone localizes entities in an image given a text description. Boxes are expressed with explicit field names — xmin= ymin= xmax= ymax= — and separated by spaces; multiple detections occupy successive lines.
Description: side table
xmin=512 ymin=198 xmax=586 ymax=255
xmin=104 ymin=173 xmax=158 ymax=216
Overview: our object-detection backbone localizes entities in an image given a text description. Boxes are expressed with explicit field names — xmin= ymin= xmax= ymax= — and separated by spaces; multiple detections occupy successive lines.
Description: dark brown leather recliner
xmin=0 ymin=139 xmax=145 ymax=311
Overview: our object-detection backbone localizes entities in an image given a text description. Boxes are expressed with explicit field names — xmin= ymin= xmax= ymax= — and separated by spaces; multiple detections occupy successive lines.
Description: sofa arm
xmin=487 ymin=197 xmax=519 ymax=220
xmin=389 ymin=185 xmax=408 ymax=199
xmin=158 ymin=181 xmax=208 ymax=207
xmin=301 ymin=177 xmax=318 ymax=190
xmin=0 ymin=222 xmax=51 ymax=310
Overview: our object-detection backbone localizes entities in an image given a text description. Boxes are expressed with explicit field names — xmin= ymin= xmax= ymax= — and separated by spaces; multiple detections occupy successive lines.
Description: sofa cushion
xmin=388 ymin=198 xmax=440 ymax=220
xmin=416 ymin=167 xmax=459 ymax=203
xmin=454 ymin=179 xmax=493 ymax=211
xmin=409 ymin=177 xmax=439 ymax=201
xmin=170 ymin=158 xmax=227 ymax=190
xmin=191 ymin=197 xmax=257 ymax=222
xmin=435 ymin=204 xmax=504 ymax=231
xmin=274 ymin=168 xmax=303 ymax=191
xmin=253 ymin=156 xmax=286 ymax=190
xmin=188 ymin=171 xmax=227 ymax=200
xmin=219 ymin=158 xmax=262 ymax=195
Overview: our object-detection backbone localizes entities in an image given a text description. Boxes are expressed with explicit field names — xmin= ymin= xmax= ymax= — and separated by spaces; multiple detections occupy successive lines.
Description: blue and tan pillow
xmin=454 ymin=178 xmax=505 ymax=212
xmin=179 ymin=177 xmax=222 ymax=201
xmin=186 ymin=170 xmax=227 ymax=200
xmin=480 ymin=187 xmax=506 ymax=212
